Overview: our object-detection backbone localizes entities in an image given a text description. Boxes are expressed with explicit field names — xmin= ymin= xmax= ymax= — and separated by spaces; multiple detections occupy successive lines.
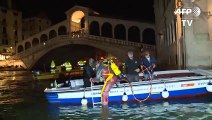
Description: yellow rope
xmin=100 ymin=73 xmax=113 ymax=98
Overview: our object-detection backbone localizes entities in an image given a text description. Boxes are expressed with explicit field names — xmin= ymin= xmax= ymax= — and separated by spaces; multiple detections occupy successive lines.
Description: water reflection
xmin=46 ymin=100 xmax=212 ymax=120
xmin=1 ymin=71 xmax=212 ymax=120
xmin=0 ymin=71 xmax=42 ymax=105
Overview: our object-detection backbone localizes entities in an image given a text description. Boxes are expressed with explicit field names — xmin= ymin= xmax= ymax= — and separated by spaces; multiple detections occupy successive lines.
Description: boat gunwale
xmin=44 ymin=75 xmax=210 ymax=93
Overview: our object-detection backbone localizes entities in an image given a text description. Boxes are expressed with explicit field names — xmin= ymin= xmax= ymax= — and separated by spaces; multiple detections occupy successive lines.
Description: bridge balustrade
xmin=16 ymin=31 xmax=155 ymax=57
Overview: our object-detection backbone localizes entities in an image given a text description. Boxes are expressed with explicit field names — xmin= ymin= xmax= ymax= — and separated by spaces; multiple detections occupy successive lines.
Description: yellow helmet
xmin=102 ymin=59 xmax=109 ymax=66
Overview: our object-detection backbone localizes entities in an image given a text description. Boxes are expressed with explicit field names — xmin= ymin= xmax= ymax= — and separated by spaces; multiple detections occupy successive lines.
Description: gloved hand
xmin=134 ymin=68 xmax=140 ymax=72
xmin=117 ymin=74 xmax=127 ymax=81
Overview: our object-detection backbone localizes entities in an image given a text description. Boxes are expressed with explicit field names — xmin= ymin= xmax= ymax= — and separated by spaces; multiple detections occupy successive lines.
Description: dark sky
xmin=2 ymin=0 xmax=155 ymax=24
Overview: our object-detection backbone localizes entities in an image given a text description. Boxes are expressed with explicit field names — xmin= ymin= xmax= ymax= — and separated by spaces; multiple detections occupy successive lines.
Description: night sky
xmin=1 ymin=0 xmax=155 ymax=24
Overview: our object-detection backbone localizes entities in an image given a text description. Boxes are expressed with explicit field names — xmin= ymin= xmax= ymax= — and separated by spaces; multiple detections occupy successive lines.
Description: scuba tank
xmin=110 ymin=60 xmax=121 ymax=76
xmin=102 ymin=59 xmax=124 ymax=80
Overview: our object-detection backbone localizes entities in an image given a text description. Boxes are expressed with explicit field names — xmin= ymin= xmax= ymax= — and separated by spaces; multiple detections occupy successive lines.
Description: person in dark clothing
xmin=125 ymin=51 xmax=141 ymax=83
xmin=83 ymin=58 xmax=97 ymax=87
xmin=141 ymin=51 xmax=157 ymax=81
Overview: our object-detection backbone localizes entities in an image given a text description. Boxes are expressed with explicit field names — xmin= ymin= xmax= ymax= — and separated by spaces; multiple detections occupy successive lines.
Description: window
xmin=3 ymin=27 xmax=6 ymax=33
xmin=13 ymin=12 xmax=18 ymax=16
xmin=2 ymin=19 xmax=6 ymax=25
xmin=14 ymin=30 xmax=17 ymax=36
xmin=14 ymin=20 xmax=18 ymax=25
xmin=1 ymin=8 xmax=7 ymax=13
xmin=3 ymin=39 xmax=8 ymax=45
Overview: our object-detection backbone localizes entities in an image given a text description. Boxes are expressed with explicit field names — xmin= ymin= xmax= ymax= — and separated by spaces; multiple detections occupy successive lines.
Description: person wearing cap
xmin=83 ymin=58 xmax=98 ymax=87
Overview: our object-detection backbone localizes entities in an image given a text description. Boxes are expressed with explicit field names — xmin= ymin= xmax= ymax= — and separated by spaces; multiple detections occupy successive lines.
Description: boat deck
xmin=45 ymin=69 xmax=211 ymax=93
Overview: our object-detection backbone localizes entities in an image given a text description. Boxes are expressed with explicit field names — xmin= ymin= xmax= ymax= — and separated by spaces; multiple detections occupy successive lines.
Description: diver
xmin=100 ymin=58 xmax=126 ymax=105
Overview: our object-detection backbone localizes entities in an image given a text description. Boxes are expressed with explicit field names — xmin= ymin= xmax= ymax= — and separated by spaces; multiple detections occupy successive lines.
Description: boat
xmin=44 ymin=69 xmax=212 ymax=105
xmin=32 ymin=69 xmax=83 ymax=80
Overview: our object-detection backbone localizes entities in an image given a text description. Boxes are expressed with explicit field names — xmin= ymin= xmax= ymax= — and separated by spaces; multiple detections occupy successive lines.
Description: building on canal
xmin=0 ymin=0 xmax=22 ymax=59
xmin=154 ymin=0 xmax=212 ymax=69
xmin=0 ymin=0 xmax=52 ymax=67
xmin=22 ymin=14 xmax=52 ymax=40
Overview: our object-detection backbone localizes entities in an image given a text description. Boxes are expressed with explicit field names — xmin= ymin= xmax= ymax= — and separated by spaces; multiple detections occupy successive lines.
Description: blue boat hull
xmin=45 ymin=87 xmax=209 ymax=104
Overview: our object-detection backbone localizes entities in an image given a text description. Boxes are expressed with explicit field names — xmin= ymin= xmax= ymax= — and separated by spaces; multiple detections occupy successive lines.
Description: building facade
xmin=0 ymin=3 xmax=22 ymax=58
xmin=22 ymin=17 xmax=52 ymax=40
xmin=154 ymin=0 xmax=212 ymax=69
xmin=0 ymin=0 xmax=51 ymax=63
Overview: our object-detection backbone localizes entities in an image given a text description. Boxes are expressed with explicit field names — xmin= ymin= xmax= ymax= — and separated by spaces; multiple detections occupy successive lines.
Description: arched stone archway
xmin=25 ymin=42 xmax=31 ymax=50
xmin=40 ymin=34 xmax=48 ymax=43
xmin=20 ymin=37 xmax=138 ymax=69
xmin=128 ymin=26 xmax=140 ymax=42
xmin=49 ymin=30 xmax=57 ymax=39
xmin=101 ymin=22 xmax=112 ymax=38
xmin=58 ymin=26 xmax=67 ymax=35
xmin=80 ymin=17 xmax=85 ymax=29
xmin=114 ymin=24 xmax=126 ymax=40
xmin=89 ymin=21 xmax=100 ymax=36
xmin=70 ymin=10 xmax=85 ymax=32
xmin=17 ymin=45 xmax=24 ymax=53
xmin=142 ymin=28 xmax=155 ymax=44
xmin=32 ymin=38 xmax=39 ymax=47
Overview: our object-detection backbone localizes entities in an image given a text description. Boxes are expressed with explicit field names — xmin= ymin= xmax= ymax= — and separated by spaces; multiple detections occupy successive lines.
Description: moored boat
xmin=44 ymin=69 xmax=212 ymax=105
xmin=32 ymin=69 xmax=83 ymax=80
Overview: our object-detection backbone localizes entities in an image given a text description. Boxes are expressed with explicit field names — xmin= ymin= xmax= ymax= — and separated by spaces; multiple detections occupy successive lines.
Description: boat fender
xmin=81 ymin=96 xmax=88 ymax=105
xmin=50 ymin=83 xmax=53 ymax=88
xmin=122 ymin=92 xmax=128 ymax=102
xmin=206 ymin=81 xmax=212 ymax=92
xmin=161 ymin=88 xmax=169 ymax=98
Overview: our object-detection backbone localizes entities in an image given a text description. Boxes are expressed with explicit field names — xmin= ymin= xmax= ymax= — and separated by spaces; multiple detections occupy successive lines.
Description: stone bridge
xmin=14 ymin=6 xmax=156 ymax=69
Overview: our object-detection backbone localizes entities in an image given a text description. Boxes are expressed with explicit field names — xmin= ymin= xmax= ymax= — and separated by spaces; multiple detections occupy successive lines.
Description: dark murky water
xmin=0 ymin=71 xmax=212 ymax=120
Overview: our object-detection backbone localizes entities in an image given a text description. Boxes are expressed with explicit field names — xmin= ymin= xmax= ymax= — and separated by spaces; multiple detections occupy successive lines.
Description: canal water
xmin=0 ymin=71 xmax=212 ymax=120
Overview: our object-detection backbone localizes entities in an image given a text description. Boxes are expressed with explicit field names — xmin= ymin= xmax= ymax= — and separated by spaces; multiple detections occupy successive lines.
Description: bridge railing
xmin=16 ymin=32 xmax=155 ymax=57
xmin=85 ymin=35 xmax=155 ymax=50
xmin=16 ymin=35 xmax=70 ymax=57
xmin=70 ymin=29 xmax=155 ymax=50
